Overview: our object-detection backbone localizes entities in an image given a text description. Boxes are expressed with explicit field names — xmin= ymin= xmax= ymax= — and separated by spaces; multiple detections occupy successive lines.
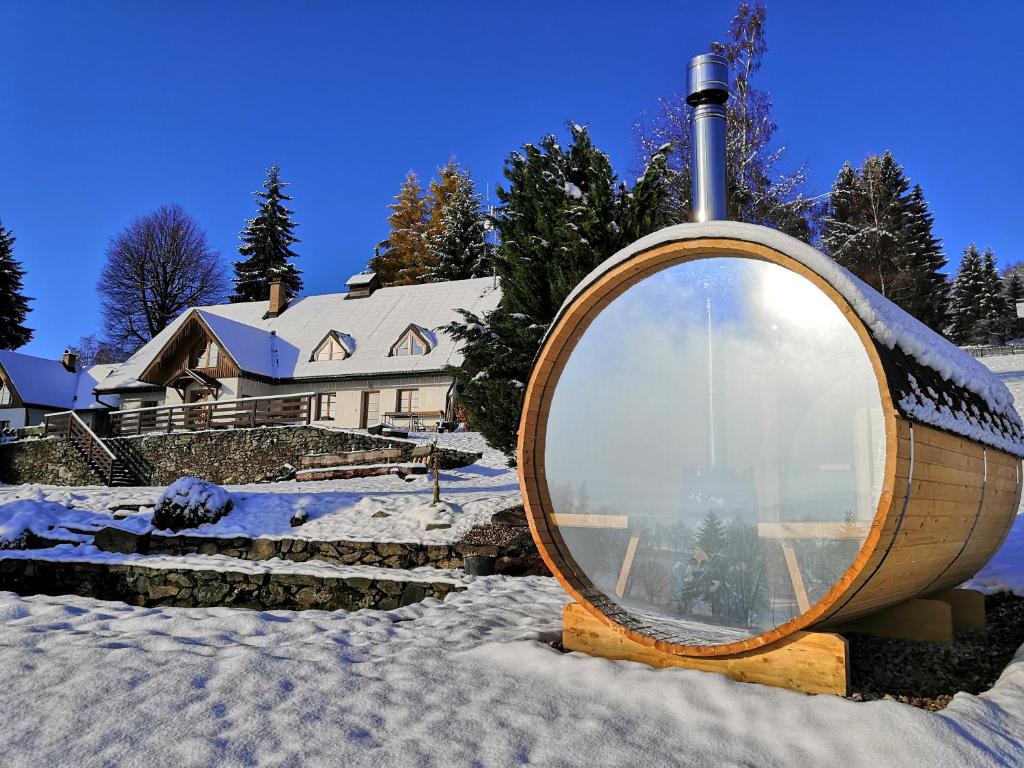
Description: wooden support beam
xmin=563 ymin=603 xmax=849 ymax=696
xmin=781 ymin=543 xmax=811 ymax=613
xmin=835 ymin=598 xmax=953 ymax=643
xmin=926 ymin=588 xmax=986 ymax=633
xmin=614 ymin=536 xmax=640 ymax=598
xmin=551 ymin=514 xmax=629 ymax=529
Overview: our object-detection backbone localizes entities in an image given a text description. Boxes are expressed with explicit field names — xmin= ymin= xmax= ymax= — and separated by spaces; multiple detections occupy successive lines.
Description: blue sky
xmin=3 ymin=0 xmax=1022 ymax=357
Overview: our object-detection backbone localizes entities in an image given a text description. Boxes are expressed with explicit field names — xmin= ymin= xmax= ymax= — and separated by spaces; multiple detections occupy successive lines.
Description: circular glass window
xmin=543 ymin=256 xmax=886 ymax=646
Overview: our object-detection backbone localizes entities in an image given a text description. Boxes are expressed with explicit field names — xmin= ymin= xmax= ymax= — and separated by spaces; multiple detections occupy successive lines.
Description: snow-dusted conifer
xmin=948 ymin=244 xmax=986 ymax=344
xmin=425 ymin=164 xmax=493 ymax=282
xmin=231 ymin=165 xmax=302 ymax=303
xmin=0 ymin=219 xmax=32 ymax=349
xmin=821 ymin=153 xmax=948 ymax=334
xmin=445 ymin=126 xmax=673 ymax=458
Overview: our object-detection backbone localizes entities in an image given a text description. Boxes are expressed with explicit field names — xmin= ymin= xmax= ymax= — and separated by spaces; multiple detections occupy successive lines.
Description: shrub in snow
xmin=152 ymin=478 xmax=233 ymax=531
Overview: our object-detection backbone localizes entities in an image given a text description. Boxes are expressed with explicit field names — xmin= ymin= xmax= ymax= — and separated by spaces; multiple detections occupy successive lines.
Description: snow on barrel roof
xmin=0 ymin=350 xmax=105 ymax=410
xmin=553 ymin=221 xmax=1024 ymax=457
xmin=97 ymin=277 xmax=500 ymax=391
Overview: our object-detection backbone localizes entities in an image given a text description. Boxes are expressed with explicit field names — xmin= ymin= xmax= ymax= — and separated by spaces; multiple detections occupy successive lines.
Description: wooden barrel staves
xmin=518 ymin=221 xmax=1024 ymax=668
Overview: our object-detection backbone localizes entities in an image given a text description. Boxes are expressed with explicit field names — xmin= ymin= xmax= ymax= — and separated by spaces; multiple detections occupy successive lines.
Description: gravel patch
xmin=847 ymin=592 xmax=1024 ymax=710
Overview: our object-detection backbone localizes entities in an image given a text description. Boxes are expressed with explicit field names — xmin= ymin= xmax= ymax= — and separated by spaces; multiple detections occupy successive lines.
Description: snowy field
xmin=0 ymin=432 xmax=520 ymax=546
xmin=3 ymin=355 xmax=1024 ymax=765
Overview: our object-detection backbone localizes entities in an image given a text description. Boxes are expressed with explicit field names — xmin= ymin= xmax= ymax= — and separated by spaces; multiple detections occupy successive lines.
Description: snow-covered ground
xmin=2 ymin=355 xmax=1024 ymax=766
xmin=0 ymin=432 xmax=520 ymax=545
xmin=0 ymin=572 xmax=1022 ymax=767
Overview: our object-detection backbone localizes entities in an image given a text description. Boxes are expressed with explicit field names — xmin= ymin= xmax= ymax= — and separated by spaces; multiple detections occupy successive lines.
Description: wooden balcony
xmin=110 ymin=392 xmax=315 ymax=436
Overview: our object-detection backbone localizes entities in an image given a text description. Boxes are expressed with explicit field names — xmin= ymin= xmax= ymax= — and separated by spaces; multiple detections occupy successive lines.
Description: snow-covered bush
xmin=152 ymin=478 xmax=233 ymax=531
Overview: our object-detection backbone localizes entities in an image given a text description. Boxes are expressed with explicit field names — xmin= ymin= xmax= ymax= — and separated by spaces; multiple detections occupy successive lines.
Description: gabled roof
xmin=0 ymin=350 xmax=105 ymax=411
xmin=391 ymin=323 xmax=437 ymax=354
xmin=96 ymin=277 xmax=501 ymax=392
xmin=311 ymin=330 xmax=356 ymax=361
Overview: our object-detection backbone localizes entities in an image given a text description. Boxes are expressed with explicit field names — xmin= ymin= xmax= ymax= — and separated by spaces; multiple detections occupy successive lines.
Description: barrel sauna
xmin=518 ymin=220 xmax=1024 ymax=659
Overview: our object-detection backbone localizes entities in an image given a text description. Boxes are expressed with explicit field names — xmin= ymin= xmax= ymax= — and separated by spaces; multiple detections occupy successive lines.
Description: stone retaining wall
xmin=0 ymin=438 xmax=100 ymax=486
xmin=0 ymin=557 xmax=462 ymax=611
xmin=106 ymin=426 xmax=416 ymax=485
xmin=0 ymin=426 xmax=483 ymax=486
xmin=95 ymin=527 xmax=468 ymax=569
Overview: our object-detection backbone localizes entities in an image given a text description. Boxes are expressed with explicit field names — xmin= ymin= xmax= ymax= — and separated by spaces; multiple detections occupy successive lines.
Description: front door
xmin=187 ymin=390 xmax=210 ymax=429
xmin=361 ymin=391 xmax=380 ymax=428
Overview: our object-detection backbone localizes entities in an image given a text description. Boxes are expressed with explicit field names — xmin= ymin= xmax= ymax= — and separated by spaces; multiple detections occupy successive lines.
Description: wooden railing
xmin=109 ymin=392 xmax=315 ymax=436
xmin=43 ymin=411 xmax=117 ymax=484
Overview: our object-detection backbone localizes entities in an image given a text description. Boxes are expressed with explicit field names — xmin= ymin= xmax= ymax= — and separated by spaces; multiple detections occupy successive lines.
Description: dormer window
xmin=191 ymin=339 xmax=220 ymax=369
xmin=311 ymin=331 xmax=355 ymax=362
xmin=390 ymin=325 xmax=433 ymax=357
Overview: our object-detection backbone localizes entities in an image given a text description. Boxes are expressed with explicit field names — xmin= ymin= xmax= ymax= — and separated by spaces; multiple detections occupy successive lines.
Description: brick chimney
xmin=61 ymin=349 xmax=78 ymax=372
xmin=267 ymin=280 xmax=288 ymax=318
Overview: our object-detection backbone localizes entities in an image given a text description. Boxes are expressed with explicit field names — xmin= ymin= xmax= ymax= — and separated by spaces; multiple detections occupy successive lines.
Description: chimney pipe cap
xmin=686 ymin=53 xmax=729 ymax=106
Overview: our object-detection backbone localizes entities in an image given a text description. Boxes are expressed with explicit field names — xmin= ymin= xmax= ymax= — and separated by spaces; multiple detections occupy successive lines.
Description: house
xmin=93 ymin=272 xmax=501 ymax=432
xmin=0 ymin=349 xmax=114 ymax=431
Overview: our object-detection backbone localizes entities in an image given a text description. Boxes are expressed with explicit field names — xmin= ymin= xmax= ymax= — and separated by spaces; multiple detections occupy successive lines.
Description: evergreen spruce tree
xmin=821 ymin=152 xmax=949 ymax=334
xmin=446 ymin=125 xmax=674 ymax=458
xmin=901 ymin=184 xmax=949 ymax=331
xmin=0 ymin=219 xmax=33 ymax=349
xmin=231 ymin=165 xmax=302 ymax=303
xmin=948 ymin=244 xmax=986 ymax=344
xmin=1004 ymin=271 xmax=1024 ymax=339
xmin=977 ymin=248 xmax=1014 ymax=342
xmin=695 ymin=511 xmax=727 ymax=556
xmin=425 ymin=163 xmax=493 ymax=282
xmin=370 ymin=171 xmax=432 ymax=285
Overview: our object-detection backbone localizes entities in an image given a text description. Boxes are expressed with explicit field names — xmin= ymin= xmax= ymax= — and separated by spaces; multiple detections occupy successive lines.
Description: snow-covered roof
xmin=346 ymin=271 xmax=377 ymax=287
xmin=97 ymin=277 xmax=501 ymax=392
xmin=0 ymin=350 xmax=105 ymax=411
xmin=553 ymin=221 xmax=1024 ymax=458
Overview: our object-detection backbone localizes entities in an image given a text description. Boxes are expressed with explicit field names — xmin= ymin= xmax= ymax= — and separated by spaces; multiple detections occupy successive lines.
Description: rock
xmin=152 ymin=478 xmax=233 ymax=532
xmin=425 ymin=522 xmax=452 ymax=531
xmin=93 ymin=527 xmax=144 ymax=555
xmin=259 ymin=463 xmax=297 ymax=483
xmin=371 ymin=510 xmax=390 ymax=518
xmin=289 ymin=508 xmax=308 ymax=527
xmin=491 ymin=505 xmax=528 ymax=527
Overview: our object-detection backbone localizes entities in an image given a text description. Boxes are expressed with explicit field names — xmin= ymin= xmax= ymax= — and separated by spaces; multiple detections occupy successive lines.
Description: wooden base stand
xmin=562 ymin=603 xmax=849 ymax=696
xmin=833 ymin=589 xmax=986 ymax=643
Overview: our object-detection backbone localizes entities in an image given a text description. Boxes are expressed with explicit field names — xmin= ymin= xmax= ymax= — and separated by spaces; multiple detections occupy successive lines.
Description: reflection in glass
xmin=544 ymin=256 xmax=885 ymax=646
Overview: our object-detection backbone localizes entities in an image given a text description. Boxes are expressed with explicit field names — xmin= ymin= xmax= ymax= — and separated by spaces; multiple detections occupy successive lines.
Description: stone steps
xmin=0 ymin=553 xmax=465 ymax=612
xmin=295 ymin=463 xmax=428 ymax=482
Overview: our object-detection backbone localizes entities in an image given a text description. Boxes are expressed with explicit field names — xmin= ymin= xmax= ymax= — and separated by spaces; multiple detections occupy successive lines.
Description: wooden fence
xmin=110 ymin=392 xmax=315 ymax=436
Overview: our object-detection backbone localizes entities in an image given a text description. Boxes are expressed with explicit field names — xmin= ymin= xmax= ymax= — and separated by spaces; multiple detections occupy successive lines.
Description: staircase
xmin=43 ymin=412 xmax=141 ymax=486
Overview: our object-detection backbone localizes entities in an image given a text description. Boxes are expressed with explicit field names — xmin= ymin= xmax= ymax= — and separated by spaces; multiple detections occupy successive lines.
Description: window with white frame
xmin=397 ymin=389 xmax=419 ymax=413
xmin=390 ymin=329 xmax=429 ymax=357
xmin=314 ymin=336 xmax=348 ymax=361
xmin=0 ymin=381 xmax=11 ymax=406
xmin=317 ymin=392 xmax=337 ymax=420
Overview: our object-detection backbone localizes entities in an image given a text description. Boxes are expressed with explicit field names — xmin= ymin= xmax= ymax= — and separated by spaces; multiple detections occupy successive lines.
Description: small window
xmin=192 ymin=340 xmax=220 ymax=369
xmin=317 ymin=392 xmax=337 ymax=420
xmin=0 ymin=382 xmax=11 ymax=406
xmin=397 ymin=389 xmax=419 ymax=413
xmin=315 ymin=338 xmax=347 ymax=361
xmin=391 ymin=328 xmax=430 ymax=357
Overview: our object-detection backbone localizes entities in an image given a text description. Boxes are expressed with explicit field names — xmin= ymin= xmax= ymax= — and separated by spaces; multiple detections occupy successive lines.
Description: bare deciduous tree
xmin=67 ymin=334 xmax=130 ymax=367
xmin=99 ymin=205 xmax=227 ymax=354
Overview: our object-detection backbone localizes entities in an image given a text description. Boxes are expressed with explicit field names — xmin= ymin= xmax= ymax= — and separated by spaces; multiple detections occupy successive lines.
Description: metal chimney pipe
xmin=687 ymin=53 xmax=730 ymax=222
